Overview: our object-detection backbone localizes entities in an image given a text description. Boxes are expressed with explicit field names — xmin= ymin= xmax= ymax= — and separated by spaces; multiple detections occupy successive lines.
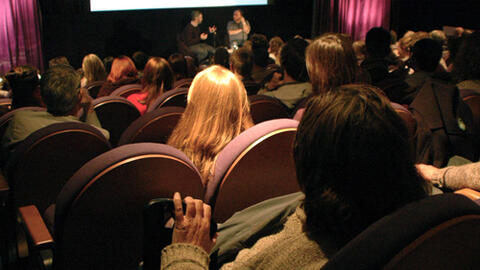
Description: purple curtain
xmin=0 ymin=0 xmax=44 ymax=74
xmin=335 ymin=0 xmax=391 ymax=41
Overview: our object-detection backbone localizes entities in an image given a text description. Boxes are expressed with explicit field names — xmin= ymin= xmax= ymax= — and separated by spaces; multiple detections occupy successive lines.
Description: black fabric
xmin=181 ymin=23 xmax=201 ymax=47
xmin=409 ymin=78 xmax=477 ymax=166
xmin=321 ymin=193 xmax=480 ymax=270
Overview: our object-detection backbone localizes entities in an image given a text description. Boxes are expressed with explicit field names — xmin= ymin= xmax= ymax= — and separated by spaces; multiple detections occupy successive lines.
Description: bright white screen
xmin=91 ymin=0 xmax=269 ymax=12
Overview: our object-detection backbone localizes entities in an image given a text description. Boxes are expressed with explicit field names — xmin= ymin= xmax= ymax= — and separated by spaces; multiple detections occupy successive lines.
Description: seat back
xmin=244 ymin=82 xmax=261 ymax=96
xmin=92 ymin=96 xmax=140 ymax=146
xmin=110 ymin=84 xmax=143 ymax=98
xmin=147 ymin=88 xmax=188 ymax=112
xmin=53 ymin=143 xmax=204 ymax=270
xmin=249 ymin=95 xmax=290 ymax=124
xmin=460 ymin=89 xmax=480 ymax=134
xmin=205 ymin=119 xmax=300 ymax=222
xmin=173 ymin=78 xmax=193 ymax=89
xmin=118 ymin=106 xmax=184 ymax=145
xmin=6 ymin=122 xmax=111 ymax=213
xmin=321 ymin=194 xmax=480 ymax=270
xmin=85 ymin=81 xmax=105 ymax=98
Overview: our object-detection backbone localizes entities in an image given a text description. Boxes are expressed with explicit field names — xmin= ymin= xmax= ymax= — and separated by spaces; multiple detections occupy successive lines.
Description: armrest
xmin=455 ymin=188 xmax=480 ymax=201
xmin=18 ymin=205 xmax=54 ymax=249
xmin=0 ymin=171 xmax=9 ymax=206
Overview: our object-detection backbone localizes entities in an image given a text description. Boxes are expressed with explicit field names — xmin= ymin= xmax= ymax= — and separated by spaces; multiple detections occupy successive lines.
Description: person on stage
xmin=227 ymin=9 xmax=251 ymax=49
xmin=181 ymin=10 xmax=216 ymax=63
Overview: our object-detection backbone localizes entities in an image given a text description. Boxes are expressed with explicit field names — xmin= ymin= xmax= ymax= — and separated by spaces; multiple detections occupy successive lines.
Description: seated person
xmin=257 ymin=38 xmax=312 ymax=109
xmin=181 ymin=10 xmax=216 ymax=64
xmin=161 ymin=84 xmax=428 ymax=269
xmin=168 ymin=53 xmax=189 ymax=81
xmin=230 ymin=47 xmax=255 ymax=84
xmin=97 ymin=55 xmax=138 ymax=97
xmin=268 ymin=36 xmax=284 ymax=64
xmin=227 ymin=9 xmax=250 ymax=48
xmin=5 ymin=65 xmax=44 ymax=109
xmin=167 ymin=65 xmax=253 ymax=186
xmin=127 ymin=57 xmax=174 ymax=115
xmin=212 ymin=48 xmax=230 ymax=69
xmin=132 ymin=51 xmax=150 ymax=79
xmin=250 ymin=34 xmax=274 ymax=84
xmin=2 ymin=65 xmax=109 ymax=151
xmin=48 ymin=56 xmax=71 ymax=68
xmin=453 ymin=31 xmax=480 ymax=92
xmin=80 ymin=54 xmax=107 ymax=87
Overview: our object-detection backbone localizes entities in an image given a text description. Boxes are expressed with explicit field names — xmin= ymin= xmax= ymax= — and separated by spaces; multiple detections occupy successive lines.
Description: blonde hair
xmin=168 ymin=65 xmax=253 ymax=185
xmin=82 ymin=54 xmax=107 ymax=84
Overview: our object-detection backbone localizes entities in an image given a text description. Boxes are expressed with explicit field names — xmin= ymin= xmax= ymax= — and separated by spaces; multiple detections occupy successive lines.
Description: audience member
xmin=168 ymin=53 xmax=189 ymax=81
xmin=132 ymin=51 xmax=150 ymax=79
xmin=161 ymin=84 xmax=428 ymax=269
xmin=5 ymin=66 xmax=44 ymax=109
xmin=97 ymin=55 xmax=138 ymax=97
xmin=268 ymin=36 xmax=284 ymax=64
xmin=352 ymin=40 xmax=367 ymax=65
xmin=230 ymin=47 xmax=254 ymax=83
xmin=2 ymin=65 xmax=109 ymax=151
xmin=405 ymin=38 xmax=445 ymax=90
xmin=127 ymin=57 xmax=174 ymax=115
xmin=212 ymin=48 xmax=230 ymax=69
xmin=167 ymin=65 xmax=253 ymax=185
xmin=48 ymin=56 xmax=71 ymax=68
xmin=361 ymin=27 xmax=393 ymax=84
xmin=258 ymin=38 xmax=311 ymax=109
xmin=250 ymin=34 xmax=273 ymax=84
xmin=453 ymin=31 xmax=480 ymax=92
xmin=103 ymin=56 xmax=114 ymax=75
xmin=80 ymin=54 xmax=107 ymax=87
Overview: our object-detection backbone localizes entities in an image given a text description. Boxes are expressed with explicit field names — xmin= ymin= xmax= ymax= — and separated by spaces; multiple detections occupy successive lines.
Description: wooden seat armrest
xmin=0 ymin=171 xmax=9 ymax=205
xmin=455 ymin=188 xmax=480 ymax=201
xmin=18 ymin=205 xmax=54 ymax=249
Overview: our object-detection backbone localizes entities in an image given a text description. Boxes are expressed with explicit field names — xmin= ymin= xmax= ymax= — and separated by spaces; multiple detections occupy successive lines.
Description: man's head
xmin=280 ymin=38 xmax=309 ymax=82
xmin=251 ymin=34 xmax=269 ymax=68
xmin=40 ymin=65 xmax=81 ymax=116
xmin=411 ymin=38 xmax=443 ymax=72
xmin=230 ymin=47 xmax=253 ymax=78
xmin=191 ymin=10 xmax=203 ymax=24
xmin=365 ymin=27 xmax=392 ymax=58
xmin=233 ymin=9 xmax=243 ymax=23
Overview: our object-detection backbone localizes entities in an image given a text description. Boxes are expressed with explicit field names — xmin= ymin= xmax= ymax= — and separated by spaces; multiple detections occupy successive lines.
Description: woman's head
xmin=168 ymin=65 xmax=253 ymax=184
xmin=107 ymin=56 xmax=137 ymax=83
xmin=306 ymin=33 xmax=358 ymax=95
xmin=141 ymin=57 xmax=174 ymax=107
xmin=82 ymin=54 xmax=107 ymax=84
xmin=294 ymin=84 xmax=427 ymax=251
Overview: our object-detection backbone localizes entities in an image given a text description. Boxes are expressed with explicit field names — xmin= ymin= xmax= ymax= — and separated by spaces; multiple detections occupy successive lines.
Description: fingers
xmin=173 ymin=192 xmax=184 ymax=225
xmin=195 ymin=199 xmax=204 ymax=219
xmin=185 ymin=196 xmax=196 ymax=219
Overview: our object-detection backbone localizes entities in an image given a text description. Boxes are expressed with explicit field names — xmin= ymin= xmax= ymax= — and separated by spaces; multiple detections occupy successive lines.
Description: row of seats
xmin=1 ymin=118 xmax=299 ymax=269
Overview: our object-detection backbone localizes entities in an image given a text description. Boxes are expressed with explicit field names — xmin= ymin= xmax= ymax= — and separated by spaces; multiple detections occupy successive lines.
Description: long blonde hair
xmin=82 ymin=54 xmax=107 ymax=84
xmin=168 ymin=65 xmax=253 ymax=185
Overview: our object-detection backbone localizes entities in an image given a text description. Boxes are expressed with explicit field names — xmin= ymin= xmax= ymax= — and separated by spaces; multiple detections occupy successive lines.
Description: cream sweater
xmin=161 ymin=207 xmax=327 ymax=270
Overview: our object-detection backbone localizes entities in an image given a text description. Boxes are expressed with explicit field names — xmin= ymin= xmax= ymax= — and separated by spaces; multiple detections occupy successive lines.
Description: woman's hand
xmin=416 ymin=164 xmax=440 ymax=182
xmin=172 ymin=192 xmax=217 ymax=253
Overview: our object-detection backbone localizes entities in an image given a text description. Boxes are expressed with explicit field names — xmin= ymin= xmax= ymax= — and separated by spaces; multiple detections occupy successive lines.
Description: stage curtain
xmin=313 ymin=0 xmax=391 ymax=41
xmin=0 ymin=0 xmax=44 ymax=74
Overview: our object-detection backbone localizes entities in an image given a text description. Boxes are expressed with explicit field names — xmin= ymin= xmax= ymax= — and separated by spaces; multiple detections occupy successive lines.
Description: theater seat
xmin=110 ymin=83 xmax=143 ymax=98
xmin=173 ymin=78 xmax=193 ymax=89
xmin=147 ymin=88 xmax=188 ymax=113
xmin=118 ymin=106 xmax=184 ymax=145
xmin=19 ymin=143 xmax=204 ymax=270
xmin=460 ymin=89 xmax=480 ymax=134
xmin=92 ymin=96 xmax=140 ymax=146
xmin=249 ymin=95 xmax=290 ymax=124
xmin=5 ymin=122 xmax=111 ymax=213
xmin=205 ymin=119 xmax=300 ymax=222
xmin=85 ymin=81 xmax=105 ymax=98
xmin=321 ymin=193 xmax=480 ymax=270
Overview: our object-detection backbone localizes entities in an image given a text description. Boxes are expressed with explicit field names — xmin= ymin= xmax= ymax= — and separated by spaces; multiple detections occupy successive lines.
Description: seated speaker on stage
xmin=227 ymin=9 xmax=251 ymax=49
xmin=181 ymin=10 xmax=216 ymax=63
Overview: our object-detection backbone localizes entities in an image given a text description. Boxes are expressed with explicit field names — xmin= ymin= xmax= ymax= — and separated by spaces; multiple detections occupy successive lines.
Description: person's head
xmin=398 ymin=31 xmax=430 ymax=59
xmin=213 ymin=47 xmax=230 ymax=69
xmin=48 ymin=56 xmax=71 ymax=68
xmin=191 ymin=10 xmax=203 ymax=24
xmin=233 ymin=9 xmax=243 ymax=22
xmin=268 ymin=36 xmax=284 ymax=56
xmin=280 ymin=38 xmax=309 ymax=82
xmin=306 ymin=33 xmax=358 ymax=94
xmin=294 ymin=84 xmax=427 ymax=252
xmin=411 ymin=38 xmax=442 ymax=72
xmin=168 ymin=53 xmax=188 ymax=80
xmin=230 ymin=47 xmax=253 ymax=78
xmin=132 ymin=51 xmax=150 ymax=71
xmin=251 ymin=34 xmax=270 ymax=68
xmin=82 ymin=54 xmax=107 ymax=84
xmin=365 ymin=27 xmax=392 ymax=58
xmin=5 ymin=65 xmax=43 ymax=109
xmin=103 ymin=56 xmax=114 ymax=75
xmin=352 ymin=40 xmax=367 ymax=65
xmin=107 ymin=56 xmax=137 ymax=83
xmin=167 ymin=65 xmax=253 ymax=184
xmin=453 ymin=31 xmax=480 ymax=82
xmin=40 ymin=65 xmax=81 ymax=116
xmin=430 ymin=30 xmax=447 ymax=49
xmin=141 ymin=57 xmax=174 ymax=107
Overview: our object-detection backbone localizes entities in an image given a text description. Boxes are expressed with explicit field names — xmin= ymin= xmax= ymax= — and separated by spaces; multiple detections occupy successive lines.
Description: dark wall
xmin=39 ymin=0 xmax=313 ymax=69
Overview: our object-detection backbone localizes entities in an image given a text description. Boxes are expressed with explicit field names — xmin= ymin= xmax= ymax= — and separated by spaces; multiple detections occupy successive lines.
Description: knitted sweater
xmin=161 ymin=207 xmax=327 ymax=270
xmin=431 ymin=162 xmax=480 ymax=191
